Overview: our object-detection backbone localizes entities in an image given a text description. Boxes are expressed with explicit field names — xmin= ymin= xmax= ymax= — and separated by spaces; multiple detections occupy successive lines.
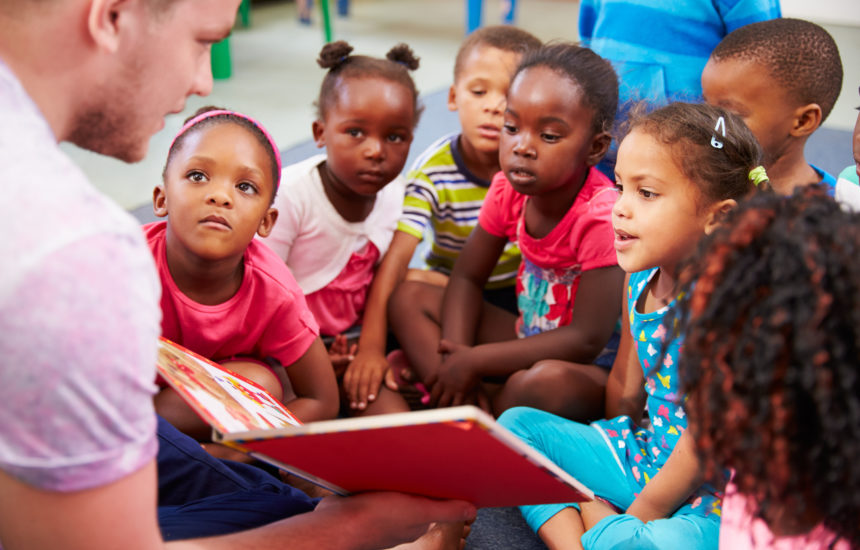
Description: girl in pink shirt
xmin=678 ymin=187 xmax=859 ymax=549
xmin=388 ymin=43 xmax=624 ymax=418
xmin=148 ymin=107 xmax=339 ymax=439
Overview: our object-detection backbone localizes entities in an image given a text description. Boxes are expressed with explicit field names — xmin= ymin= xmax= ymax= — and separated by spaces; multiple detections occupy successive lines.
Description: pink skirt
xmin=304 ymin=242 xmax=379 ymax=336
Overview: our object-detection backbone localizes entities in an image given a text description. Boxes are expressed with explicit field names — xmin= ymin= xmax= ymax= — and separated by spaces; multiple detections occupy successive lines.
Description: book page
xmin=156 ymin=337 xmax=300 ymax=434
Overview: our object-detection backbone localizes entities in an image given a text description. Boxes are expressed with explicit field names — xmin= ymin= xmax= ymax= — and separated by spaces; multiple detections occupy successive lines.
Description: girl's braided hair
xmin=676 ymin=186 xmax=860 ymax=546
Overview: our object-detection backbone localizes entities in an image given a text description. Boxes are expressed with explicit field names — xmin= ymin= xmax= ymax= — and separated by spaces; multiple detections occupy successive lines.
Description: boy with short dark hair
xmin=701 ymin=18 xmax=845 ymax=197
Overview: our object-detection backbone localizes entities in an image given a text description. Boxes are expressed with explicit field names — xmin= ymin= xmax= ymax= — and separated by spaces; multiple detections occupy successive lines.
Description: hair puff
xmin=317 ymin=40 xmax=354 ymax=70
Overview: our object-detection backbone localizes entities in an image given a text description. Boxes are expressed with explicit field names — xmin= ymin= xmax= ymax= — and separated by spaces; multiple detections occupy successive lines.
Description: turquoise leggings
xmin=498 ymin=407 xmax=719 ymax=550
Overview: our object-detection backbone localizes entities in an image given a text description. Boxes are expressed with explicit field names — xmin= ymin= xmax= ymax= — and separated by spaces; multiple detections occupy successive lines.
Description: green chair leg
xmin=239 ymin=0 xmax=251 ymax=27
xmin=211 ymin=36 xmax=232 ymax=79
xmin=320 ymin=0 xmax=333 ymax=43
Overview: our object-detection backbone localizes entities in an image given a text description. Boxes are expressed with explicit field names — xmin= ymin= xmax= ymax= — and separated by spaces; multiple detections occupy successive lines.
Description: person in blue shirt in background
xmin=578 ymin=0 xmax=780 ymax=177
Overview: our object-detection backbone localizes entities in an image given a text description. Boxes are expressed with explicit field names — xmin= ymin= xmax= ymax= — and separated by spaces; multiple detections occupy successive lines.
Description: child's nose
xmin=612 ymin=191 xmax=629 ymax=218
xmin=512 ymin=135 xmax=536 ymax=159
xmin=484 ymin=92 xmax=505 ymax=115
xmin=206 ymin=184 xmax=233 ymax=207
xmin=364 ymin=138 xmax=384 ymax=159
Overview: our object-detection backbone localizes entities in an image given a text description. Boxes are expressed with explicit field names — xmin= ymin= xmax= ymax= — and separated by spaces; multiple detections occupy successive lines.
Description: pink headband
xmin=170 ymin=109 xmax=282 ymax=189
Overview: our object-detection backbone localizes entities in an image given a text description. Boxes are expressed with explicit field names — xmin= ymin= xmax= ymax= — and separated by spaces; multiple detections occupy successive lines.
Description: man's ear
xmin=447 ymin=84 xmax=458 ymax=112
xmin=704 ymin=198 xmax=737 ymax=234
xmin=790 ymin=103 xmax=822 ymax=138
xmin=86 ymin=0 xmax=136 ymax=53
xmin=153 ymin=185 xmax=168 ymax=217
xmin=586 ymin=131 xmax=612 ymax=167
xmin=312 ymin=120 xmax=326 ymax=148
xmin=257 ymin=208 xmax=279 ymax=238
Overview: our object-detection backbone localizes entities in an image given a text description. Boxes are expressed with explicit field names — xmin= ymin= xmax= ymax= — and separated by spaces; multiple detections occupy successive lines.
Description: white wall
xmin=781 ymin=0 xmax=860 ymax=27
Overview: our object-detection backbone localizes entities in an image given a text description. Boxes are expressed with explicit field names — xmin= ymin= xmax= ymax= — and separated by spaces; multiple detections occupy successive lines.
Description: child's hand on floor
xmin=426 ymin=340 xmax=483 ymax=408
xmin=328 ymin=334 xmax=357 ymax=377
xmin=343 ymin=348 xmax=389 ymax=410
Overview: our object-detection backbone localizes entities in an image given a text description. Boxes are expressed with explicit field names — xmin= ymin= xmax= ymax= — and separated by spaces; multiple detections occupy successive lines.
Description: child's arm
xmin=430 ymin=261 xmax=625 ymax=407
xmin=624 ymin=430 xmax=703 ymax=522
xmin=440 ymin=225 xmax=508 ymax=344
xmin=576 ymin=432 xmax=703 ymax=534
xmin=342 ymin=231 xmax=420 ymax=409
xmin=283 ymin=337 xmax=340 ymax=422
xmin=605 ymin=274 xmax=647 ymax=420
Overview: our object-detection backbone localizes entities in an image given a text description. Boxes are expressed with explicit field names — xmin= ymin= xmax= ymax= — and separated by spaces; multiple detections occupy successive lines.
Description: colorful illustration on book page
xmin=156 ymin=338 xmax=300 ymax=433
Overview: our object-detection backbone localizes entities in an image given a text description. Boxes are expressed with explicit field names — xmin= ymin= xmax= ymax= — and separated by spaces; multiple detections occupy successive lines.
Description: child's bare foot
xmin=389 ymin=520 xmax=470 ymax=550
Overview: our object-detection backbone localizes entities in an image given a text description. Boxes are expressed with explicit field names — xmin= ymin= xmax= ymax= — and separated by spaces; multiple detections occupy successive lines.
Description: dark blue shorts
xmin=156 ymin=416 xmax=319 ymax=540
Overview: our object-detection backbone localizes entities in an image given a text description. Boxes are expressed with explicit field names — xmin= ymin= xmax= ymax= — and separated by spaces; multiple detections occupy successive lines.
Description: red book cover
xmin=156 ymin=337 xmax=593 ymax=508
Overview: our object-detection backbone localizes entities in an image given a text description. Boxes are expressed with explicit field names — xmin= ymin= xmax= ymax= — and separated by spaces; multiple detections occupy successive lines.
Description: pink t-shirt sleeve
xmin=478 ymin=172 xmax=522 ymax=240
xmin=570 ymin=185 xmax=617 ymax=272
xmin=251 ymin=243 xmax=320 ymax=368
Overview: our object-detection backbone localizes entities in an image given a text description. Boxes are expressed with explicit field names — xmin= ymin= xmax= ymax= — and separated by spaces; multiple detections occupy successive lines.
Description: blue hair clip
xmin=711 ymin=116 xmax=726 ymax=149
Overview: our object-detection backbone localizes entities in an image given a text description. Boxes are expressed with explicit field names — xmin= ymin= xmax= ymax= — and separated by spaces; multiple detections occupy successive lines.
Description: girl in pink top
xmin=148 ymin=107 xmax=339 ymax=439
xmin=263 ymin=41 xmax=421 ymax=415
xmin=388 ymin=43 xmax=624 ymax=418
xmin=677 ymin=187 xmax=859 ymax=549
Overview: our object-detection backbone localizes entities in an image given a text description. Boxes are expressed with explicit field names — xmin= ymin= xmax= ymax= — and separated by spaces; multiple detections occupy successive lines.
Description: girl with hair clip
xmin=263 ymin=41 xmax=421 ymax=415
xmin=499 ymin=102 xmax=766 ymax=550
xmin=676 ymin=186 xmax=860 ymax=549
xmin=149 ymin=107 xmax=339 ymax=440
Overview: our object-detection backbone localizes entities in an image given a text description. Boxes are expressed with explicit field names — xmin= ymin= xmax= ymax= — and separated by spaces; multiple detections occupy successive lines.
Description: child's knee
xmin=221 ymin=359 xmax=284 ymax=401
xmin=507 ymin=360 xmax=566 ymax=396
xmin=498 ymin=406 xmax=543 ymax=438
xmin=388 ymin=280 xmax=439 ymax=319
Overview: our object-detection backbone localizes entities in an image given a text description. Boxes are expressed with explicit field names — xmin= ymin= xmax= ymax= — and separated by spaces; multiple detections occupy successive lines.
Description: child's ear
xmin=586 ymin=131 xmax=612 ymax=167
xmin=257 ymin=208 xmax=279 ymax=238
xmin=447 ymin=84 xmax=458 ymax=112
xmin=703 ymin=198 xmax=737 ymax=235
xmin=153 ymin=185 xmax=168 ymax=218
xmin=312 ymin=120 xmax=326 ymax=148
xmin=790 ymin=103 xmax=822 ymax=138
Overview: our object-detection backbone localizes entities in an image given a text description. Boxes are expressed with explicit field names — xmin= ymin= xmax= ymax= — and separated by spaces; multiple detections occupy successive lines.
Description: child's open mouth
xmin=614 ymin=228 xmax=637 ymax=250
xmin=507 ymin=167 xmax=535 ymax=185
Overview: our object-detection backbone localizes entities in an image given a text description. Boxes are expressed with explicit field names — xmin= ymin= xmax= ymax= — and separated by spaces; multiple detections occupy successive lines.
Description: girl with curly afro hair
xmin=677 ymin=185 xmax=860 ymax=548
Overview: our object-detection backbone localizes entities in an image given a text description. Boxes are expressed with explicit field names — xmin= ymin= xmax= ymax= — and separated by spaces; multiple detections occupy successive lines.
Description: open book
xmin=156 ymin=337 xmax=593 ymax=508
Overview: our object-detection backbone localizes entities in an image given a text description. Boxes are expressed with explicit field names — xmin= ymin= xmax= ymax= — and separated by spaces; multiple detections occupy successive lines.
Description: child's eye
xmin=387 ymin=133 xmax=407 ymax=143
xmin=541 ymin=133 xmax=560 ymax=143
xmin=503 ymin=123 xmax=518 ymax=134
xmin=612 ymin=182 xmax=623 ymax=195
xmin=639 ymin=188 xmax=658 ymax=199
xmin=346 ymin=128 xmax=363 ymax=138
xmin=236 ymin=181 xmax=258 ymax=195
xmin=187 ymin=170 xmax=207 ymax=183
xmin=471 ymin=89 xmax=486 ymax=97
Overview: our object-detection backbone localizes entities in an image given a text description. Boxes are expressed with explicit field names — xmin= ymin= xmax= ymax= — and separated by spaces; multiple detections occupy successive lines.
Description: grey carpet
xmin=466 ymin=506 xmax=547 ymax=550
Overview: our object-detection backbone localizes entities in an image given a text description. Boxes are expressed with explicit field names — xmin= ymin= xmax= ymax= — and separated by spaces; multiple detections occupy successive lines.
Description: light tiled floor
xmin=62 ymin=0 xmax=860 ymax=211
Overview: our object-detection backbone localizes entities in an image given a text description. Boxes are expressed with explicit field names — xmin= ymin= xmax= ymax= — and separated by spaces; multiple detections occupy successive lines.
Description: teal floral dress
xmin=592 ymin=267 xmax=722 ymax=518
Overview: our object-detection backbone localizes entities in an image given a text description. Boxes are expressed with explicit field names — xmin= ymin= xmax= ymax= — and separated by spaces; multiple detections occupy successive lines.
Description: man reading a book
xmin=0 ymin=0 xmax=474 ymax=548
